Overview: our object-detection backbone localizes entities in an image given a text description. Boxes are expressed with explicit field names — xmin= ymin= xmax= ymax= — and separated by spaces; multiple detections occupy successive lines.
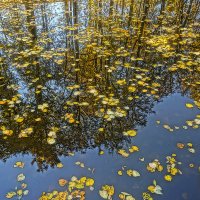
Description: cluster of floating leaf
xmin=157 ymin=103 xmax=200 ymax=132
xmin=147 ymin=159 xmax=163 ymax=173
xmin=40 ymin=176 xmax=94 ymax=200
xmin=118 ymin=144 xmax=139 ymax=158
xmin=6 ymin=162 xmax=29 ymax=199
xmin=164 ymin=154 xmax=182 ymax=182
xmin=5 ymin=150 xmax=187 ymax=200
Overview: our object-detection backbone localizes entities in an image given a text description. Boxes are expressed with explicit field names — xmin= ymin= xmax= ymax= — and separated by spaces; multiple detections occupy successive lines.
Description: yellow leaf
xmin=0 ymin=100 xmax=6 ymax=105
xmin=47 ymin=138 xmax=56 ymax=145
xmin=14 ymin=161 xmax=24 ymax=168
xmin=17 ymin=190 xmax=23 ymax=196
xmin=58 ymin=179 xmax=67 ymax=187
xmin=116 ymin=79 xmax=126 ymax=85
xmin=6 ymin=192 xmax=16 ymax=199
xmin=123 ymin=130 xmax=137 ymax=137
xmin=164 ymin=175 xmax=172 ymax=181
xmin=148 ymin=185 xmax=155 ymax=193
xmin=99 ymin=150 xmax=104 ymax=155
xmin=129 ymin=145 xmax=139 ymax=153
xmin=86 ymin=178 xmax=95 ymax=186
xmin=186 ymin=103 xmax=194 ymax=108
xmin=128 ymin=86 xmax=136 ymax=92
xmin=118 ymin=149 xmax=129 ymax=157
xmin=16 ymin=117 xmax=24 ymax=123
xmin=56 ymin=163 xmax=64 ymax=168
xmin=118 ymin=170 xmax=123 ymax=176
xmin=3 ymin=130 xmax=13 ymax=136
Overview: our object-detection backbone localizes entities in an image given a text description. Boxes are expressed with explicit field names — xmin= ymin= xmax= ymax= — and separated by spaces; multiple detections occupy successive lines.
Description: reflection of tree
xmin=0 ymin=0 xmax=199 ymax=171
xmin=0 ymin=78 xmax=154 ymax=171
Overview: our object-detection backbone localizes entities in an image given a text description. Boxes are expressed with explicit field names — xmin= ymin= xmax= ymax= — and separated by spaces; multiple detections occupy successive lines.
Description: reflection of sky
xmin=35 ymin=2 xmax=66 ymax=49
xmin=0 ymin=93 xmax=200 ymax=200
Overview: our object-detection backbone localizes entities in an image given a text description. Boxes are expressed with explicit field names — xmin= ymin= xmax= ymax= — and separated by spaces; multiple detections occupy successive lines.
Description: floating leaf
xmin=58 ymin=179 xmax=67 ymax=187
xmin=128 ymin=86 xmax=136 ymax=93
xmin=177 ymin=143 xmax=185 ymax=149
xmin=14 ymin=161 xmax=25 ymax=168
xmin=188 ymin=148 xmax=195 ymax=153
xmin=118 ymin=149 xmax=129 ymax=158
xmin=17 ymin=173 xmax=25 ymax=182
xmin=99 ymin=190 xmax=109 ymax=199
xmin=123 ymin=130 xmax=137 ymax=137
xmin=118 ymin=170 xmax=123 ymax=176
xmin=85 ymin=178 xmax=94 ymax=186
xmin=186 ymin=103 xmax=194 ymax=108
xmin=56 ymin=163 xmax=64 ymax=168
xmin=164 ymin=175 xmax=172 ymax=181
xmin=154 ymin=185 xmax=163 ymax=195
xmin=17 ymin=189 xmax=23 ymax=196
xmin=127 ymin=169 xmax=140 ymax=177
xmin=23 ymin=190 xmax=29 ymax=196
xmin=47 ymin=138 xmax=56 ymax=145
xmin=6 ymin=192 xmax=16 ymax=199
xmin=119 ymin=192 xmax=135 ymax=200
xmin=99 ymin=150 xmax=104 ymax=155
xmin=99 ymin=185 xmax=114 ymax=199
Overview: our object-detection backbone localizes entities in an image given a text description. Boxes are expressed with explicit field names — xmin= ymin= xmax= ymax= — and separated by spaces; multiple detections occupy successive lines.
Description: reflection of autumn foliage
xmin=0 ymin=0 xmax=199 ymax=171
xmin=180 ymin=72 xmax=200 ymax=103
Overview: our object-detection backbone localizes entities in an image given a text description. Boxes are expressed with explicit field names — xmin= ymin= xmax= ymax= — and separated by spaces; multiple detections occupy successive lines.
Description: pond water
xmin=0 ymin=1 xmax=200 ymax=200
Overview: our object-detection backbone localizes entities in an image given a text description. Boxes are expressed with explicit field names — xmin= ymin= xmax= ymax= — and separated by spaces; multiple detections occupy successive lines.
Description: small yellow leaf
xmin=186 ymin=103 xmax=194 ymax=108
xmin=86 ymin=178 xmax=95 ymax=186
xmin=6 ymin=192 xmax=16 ymax=199
xmin=58 ymin=179 xmax=67 ymax=187
xmin=17 ymin=190 xmax=23 ymax=196
xmin=56 ymin=163 xmax=64 ymax=168
xmin=14 ymin=161 xmax=24 ymax=168
xmin=164 ymin=175 xmax=172 ymax=181
xmin=123 ymin=130 xmax=137 ymax=137
xmin=128 ymin=86 xmax=136 ymax=93
xmin=16 ymin=117 xmax=24 ymax=123
xmin=47 ymin=138 xmax=56 ymax=145
xmin=99 ymin=150 xmax=104 ymax=155
xmin=118 ymin=170 xmax=123 ymax=176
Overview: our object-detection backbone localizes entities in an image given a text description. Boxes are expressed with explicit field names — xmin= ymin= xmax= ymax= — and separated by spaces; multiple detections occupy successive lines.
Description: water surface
xmin=0 ymin=0 xmax=200 ymax=200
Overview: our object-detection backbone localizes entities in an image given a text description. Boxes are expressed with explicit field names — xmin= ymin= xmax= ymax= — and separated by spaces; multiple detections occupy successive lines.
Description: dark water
xmin=0 ymin=1 xmax=200 ymax=200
